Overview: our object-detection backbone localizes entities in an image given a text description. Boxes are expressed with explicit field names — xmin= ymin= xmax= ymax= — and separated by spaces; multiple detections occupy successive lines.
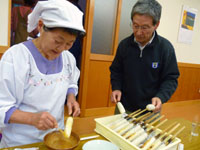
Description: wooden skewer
xmin=137 ymin=112 xmax=155 ymax=127
xmin=150 ymin=126 xmax=185 ymax=150
xmin=166 ymin=123 xmax=180 ymax=135
xmin=165 ymin=126 xmax=185 ymax=145
xmin=145 ymin=118 xmax=168 ymax=135
xmin=128 ymin=109 xmax=141 ymax=117
xmin=148 ymin=115 xmax=165 ymax=126
xmin=131 ymin=119 xmax=168 ymax=147
xmin=154 ymin=119 xmax=168 ymax=128
xmin=137 ymin=116 xmax=167 ymax=136
xmin=154 ymin=122 xmax=177 ymax=139
xmin=160 ymin=122 xmax=177 ymax=133
xmin=117 ymin=112 xmax=152 ymax=134
xmin=140 ymin=112 xmax=155 ymax=122
xmin=132 ymin=108 xmax=148 ymax=118
xmin=145 ymin=113 xmax=160 ymax=124
xmin=107 ymin=109 xmax=141 ymax=128
xmin=138 ymin=119 xmax=168 ymax=148
xmin=124 ymin=109 xmax=142 ymax=120
xmin=146 ymin=122 xmax=178 ymax=150
xmin=136 ymin=112 xmax=152 ymax=121
xmin=120 ymin=113 xmax=154 ymax=137
xmin=127 ymin=116 xmax=167 ymax=143
xmin=110 ymin=111 xmax=147 ymax=131
xmin=115 ymin=112 xmax=151 ymax=133
xmin=161 ymin=123 xmax=180 ymax=142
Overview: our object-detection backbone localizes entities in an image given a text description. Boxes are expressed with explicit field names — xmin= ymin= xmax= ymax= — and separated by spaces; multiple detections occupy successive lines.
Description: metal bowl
xmin=44 ymin=131 xmax=80 ymax=150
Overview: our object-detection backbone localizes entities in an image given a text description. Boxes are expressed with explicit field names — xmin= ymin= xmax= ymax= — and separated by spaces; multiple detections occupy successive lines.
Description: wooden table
xmin=1 ymin=100 xmax=200 ymax=150
xmin=161 ymin=99 xmax=200 ymax=122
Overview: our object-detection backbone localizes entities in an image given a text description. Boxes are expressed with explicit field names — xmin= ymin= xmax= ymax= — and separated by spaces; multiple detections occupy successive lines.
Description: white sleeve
xmin=0 ymin=45 xmax=30 ymax=127
xmin=65 ymin=51 xmax=80 ymax=96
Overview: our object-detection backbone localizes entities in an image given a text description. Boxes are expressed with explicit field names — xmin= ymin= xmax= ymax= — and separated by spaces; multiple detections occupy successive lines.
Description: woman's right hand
xmin=31 ymin=112 xmax=58 ymax=130
xmin=9 ymin=109 xmax=58 ymax=131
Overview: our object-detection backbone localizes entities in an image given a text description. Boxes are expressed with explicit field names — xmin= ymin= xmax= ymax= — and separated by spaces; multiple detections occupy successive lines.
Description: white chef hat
xmin=27 ymin=0 xmax=85 ymax=34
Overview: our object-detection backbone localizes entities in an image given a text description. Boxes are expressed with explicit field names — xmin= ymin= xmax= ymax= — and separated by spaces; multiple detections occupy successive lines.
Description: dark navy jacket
xmin=110 ymin=32 xmax=180 ymax=112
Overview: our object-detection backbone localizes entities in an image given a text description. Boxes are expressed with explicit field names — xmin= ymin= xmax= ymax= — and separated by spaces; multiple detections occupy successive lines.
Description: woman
xmin=0 ymin=0 xmax=85 ymax=147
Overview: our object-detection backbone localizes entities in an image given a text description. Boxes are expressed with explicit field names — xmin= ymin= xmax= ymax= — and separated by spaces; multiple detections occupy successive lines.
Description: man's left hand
xmin=151 ymin=97 xmax=162 ymax=113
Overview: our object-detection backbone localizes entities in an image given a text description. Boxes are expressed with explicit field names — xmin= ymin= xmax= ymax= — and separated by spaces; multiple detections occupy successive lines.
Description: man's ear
xmin=154 ymin=21 xmax=160 ymax=30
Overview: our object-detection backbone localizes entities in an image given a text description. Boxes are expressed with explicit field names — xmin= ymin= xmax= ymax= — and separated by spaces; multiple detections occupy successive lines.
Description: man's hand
xmin=67 ymin=94 xmax=80 ymax=117
xmin=151 ymin=97 xmax=162 ymax=113
xmin=111 ymin=90 xmax=122 ymax=103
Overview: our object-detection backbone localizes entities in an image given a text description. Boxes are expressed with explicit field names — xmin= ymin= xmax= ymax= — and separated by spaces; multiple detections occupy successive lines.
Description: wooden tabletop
xmin=161 ymin=99 xmax=200 ymax=122
xmin=1 ymin=100 xmax=200 ymax=150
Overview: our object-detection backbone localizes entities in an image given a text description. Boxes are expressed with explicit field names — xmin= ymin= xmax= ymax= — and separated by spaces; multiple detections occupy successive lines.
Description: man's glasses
xmin=131 ymin=23 xmax=153 ymax=32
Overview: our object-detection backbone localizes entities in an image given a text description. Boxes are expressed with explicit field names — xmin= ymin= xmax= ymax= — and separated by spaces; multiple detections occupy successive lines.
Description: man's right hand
xmin=111 ymin=90 xmax=122 ymax=103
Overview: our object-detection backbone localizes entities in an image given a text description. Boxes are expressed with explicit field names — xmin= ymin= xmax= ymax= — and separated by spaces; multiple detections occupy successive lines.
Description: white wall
xmin=0 ymin=0 xmax=9 ymax=46
xmin=157 ymin=0 xmax=200 ymax=64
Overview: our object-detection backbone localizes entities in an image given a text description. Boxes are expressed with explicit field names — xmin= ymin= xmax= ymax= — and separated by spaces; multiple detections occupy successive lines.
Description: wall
xmin=0 ymin=0 xmax=10 ymax=54
xmin=0 ymin=0 xmax=9 ymax=47
xmin=157 ymin=0 xmax=200 ymax=64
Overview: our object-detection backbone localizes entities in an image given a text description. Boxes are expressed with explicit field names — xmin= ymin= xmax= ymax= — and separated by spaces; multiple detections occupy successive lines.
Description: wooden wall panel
xmin=169 ymin=63 xmax=200 ymax=102
xmin=86 ymin=60 xmax=112 ymax=108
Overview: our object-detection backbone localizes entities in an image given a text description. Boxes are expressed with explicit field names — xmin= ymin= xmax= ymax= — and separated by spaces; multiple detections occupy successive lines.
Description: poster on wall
xmin=178 ymin=5 xmax=198 ymax=44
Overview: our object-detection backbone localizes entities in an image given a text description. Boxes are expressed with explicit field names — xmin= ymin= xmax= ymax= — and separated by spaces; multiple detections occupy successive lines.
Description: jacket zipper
xmin=140 ymin=49 xmax=143 ymax=58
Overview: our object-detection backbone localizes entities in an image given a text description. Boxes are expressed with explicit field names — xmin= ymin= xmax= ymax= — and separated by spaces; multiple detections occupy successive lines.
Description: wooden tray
xmin=95 ymin=114 xmax=181 ymax=150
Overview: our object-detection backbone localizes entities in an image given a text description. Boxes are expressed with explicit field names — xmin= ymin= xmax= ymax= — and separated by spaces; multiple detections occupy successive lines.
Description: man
xmin=110 ymin=0 xmax=179 ymax=113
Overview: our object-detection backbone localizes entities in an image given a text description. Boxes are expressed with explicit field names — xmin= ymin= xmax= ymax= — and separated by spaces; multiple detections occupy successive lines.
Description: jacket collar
xmin=130 ymin=31 xmax=159 ymax=48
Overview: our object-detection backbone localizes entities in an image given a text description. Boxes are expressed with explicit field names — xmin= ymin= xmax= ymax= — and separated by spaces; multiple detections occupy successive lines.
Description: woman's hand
xmin=31 ymin=112 xmax=58 ymax=130
xmin=9 ymin=109 xmax=58 ymax=130
xmin=67 ymin=94 xmax=80 ymax=117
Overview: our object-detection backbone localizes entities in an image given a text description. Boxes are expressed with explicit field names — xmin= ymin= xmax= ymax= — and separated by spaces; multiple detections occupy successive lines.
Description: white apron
xmin=0 ymin=44 xmax=79 ymax=148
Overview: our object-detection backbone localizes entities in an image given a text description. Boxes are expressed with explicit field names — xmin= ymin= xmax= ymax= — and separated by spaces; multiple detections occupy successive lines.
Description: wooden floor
xmin=71 ymin=99 xmax=200 ymax=135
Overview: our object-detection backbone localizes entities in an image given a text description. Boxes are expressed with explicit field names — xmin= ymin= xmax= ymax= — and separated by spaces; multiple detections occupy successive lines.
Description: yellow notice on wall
xmin=178 ymin=5 xmax=198 ymax=44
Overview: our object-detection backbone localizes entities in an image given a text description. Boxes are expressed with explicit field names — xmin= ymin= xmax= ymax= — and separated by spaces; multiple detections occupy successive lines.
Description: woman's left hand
xmin=67 ymin=94 xmax=80 ymax=117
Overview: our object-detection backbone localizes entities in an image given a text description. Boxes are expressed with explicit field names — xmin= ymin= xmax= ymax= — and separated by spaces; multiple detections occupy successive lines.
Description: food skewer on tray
xmin=115 ymin=112 xmax=152 ymax=135
xmin=145 ymin=122 xmax=178 ymax=150
xmin=109 ymin=103 xmax=156 ymax=129
xmin=126 ymin=115 xmax=165 ymax=142
xmin=152 ymin=126 xmax=185 ymax=150
xmin=130 ymin=118 xmax=168 ymax=146
xmin=119 ymin=112 xmax=155 ymax=139
xmin=139 ymin=122 xmax=181 ymax=150
xmin=107 ymin=108 xmax=141 ymax=129
xmin=96 ymin=103 xmax=184 ymax=150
